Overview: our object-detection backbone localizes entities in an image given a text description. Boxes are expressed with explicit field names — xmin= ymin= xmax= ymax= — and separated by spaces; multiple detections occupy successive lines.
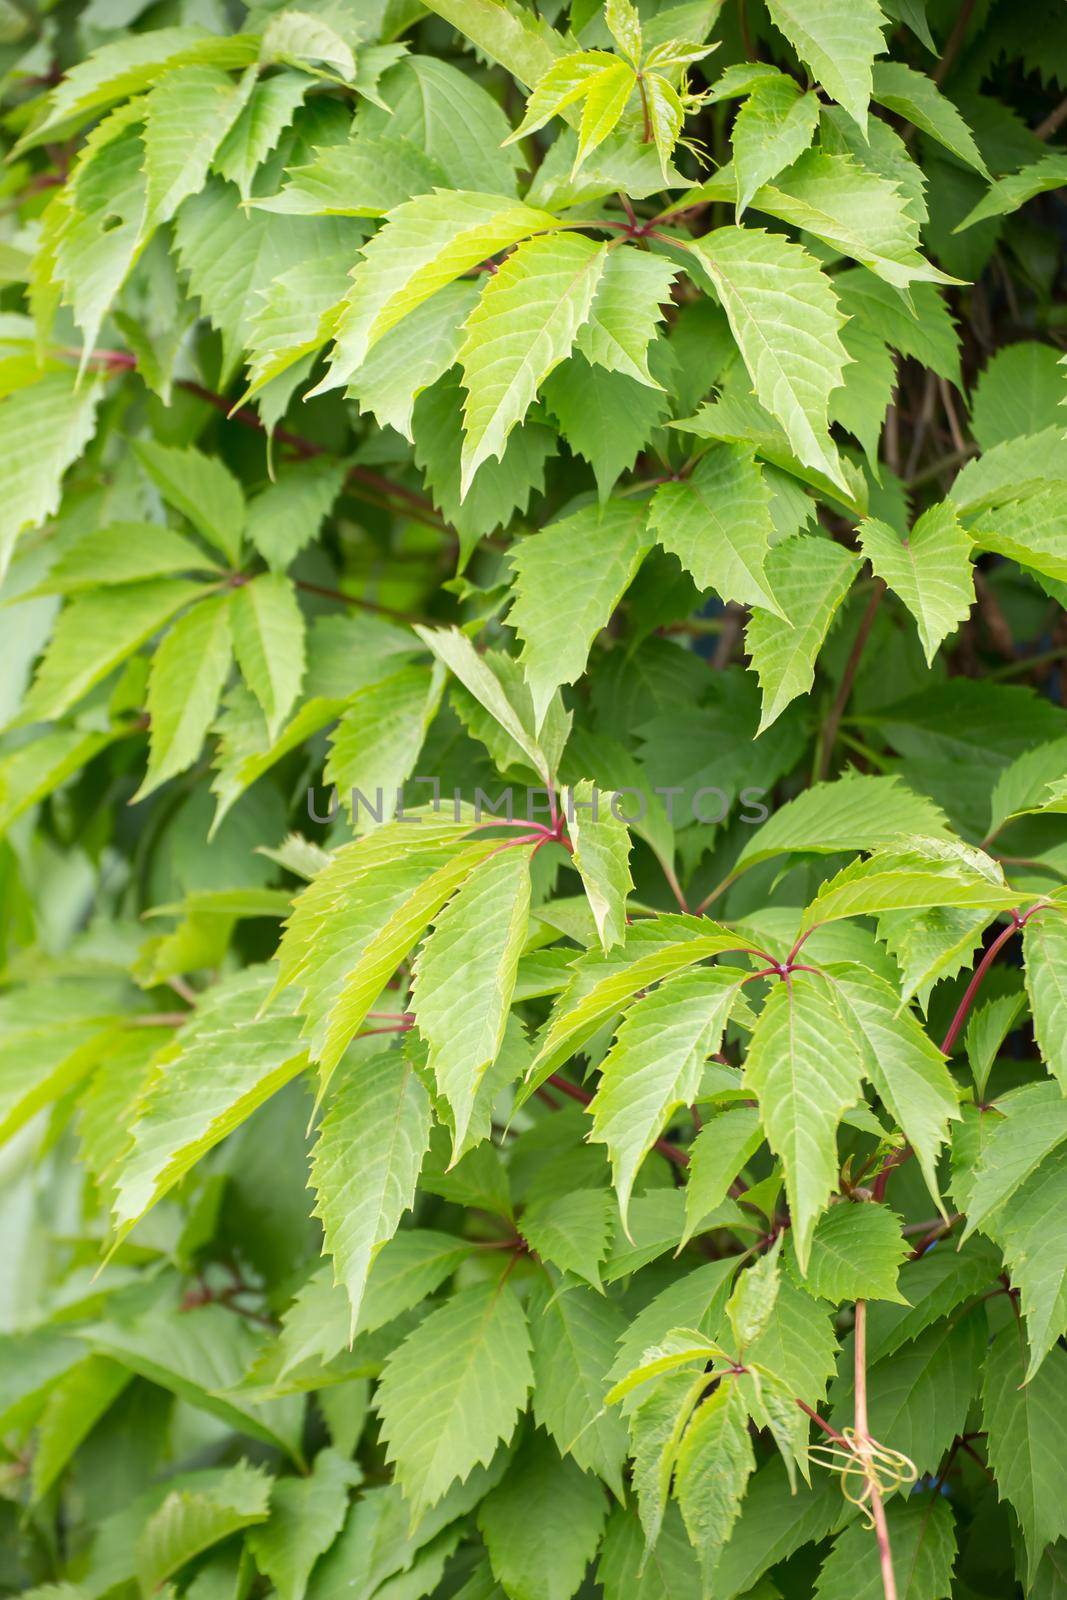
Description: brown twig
xmin=816 ymin=581 xmax=886 ymax=782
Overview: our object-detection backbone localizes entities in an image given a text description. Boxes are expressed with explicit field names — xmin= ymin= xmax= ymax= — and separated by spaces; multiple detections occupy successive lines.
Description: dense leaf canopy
xmin=1 ymin=1 xmax=1066 ymax=1598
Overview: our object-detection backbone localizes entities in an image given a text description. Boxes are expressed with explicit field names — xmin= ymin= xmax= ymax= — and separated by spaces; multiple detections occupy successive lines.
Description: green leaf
xmin=520 ymin=1189 xmax=614 ymax=1287
xmin=30 ymin=1357 xmax=131 ymax=1502
xmin=589 ymin=966 xmax=740 ymax=1227
xmin=801 ymin=839 xmax=1025 ymax=929
xmin=598 ymin=1503 xmax=702 ymax=1600
xmin=20 ymin=576 xmax=211 ymax=725
xmin=256 ymin=136 xmax=446 ymax=217
xmin=459 ymin=233 xmax=606 ymax=495
xmin=0 ymin=372 xmax=102 ymax=581
xmin=415 ymin=624 xmax=553 ymax=782
xmin=110 ymin=967 xmax=307 ymax=1239
xmin=801 ymin=1202 xmax=907 ymax=1304
xmin=478 ymin=1429 xmax=607 ymax=1600
xmin=311 ymin=1049 xmax=433 ymax=1337
xmin=528 ymin=916 xmax=745 ymax=1087
xmin=960 ymin=1082 xmax=1067 ymax=1242
xmin=991 ymin=1145 xmax=1067 ymax=1380
xmin=1024 ymin=910 xmax=1067 ymax=1090
xmin=412 ymin=844 xmax=532 ymax=1153
xmin=508 ymin=499 xmax=650 ymax=728
xmin=743 ymin=971 xmax=865 ymax=1269
xmin=727 ymin=1236 xmax=782 ymax=1351
xmin=567 ymin=779 xmax=633 ymax=951
xmin=745 ymin=534 xmax=860 ymax=731
xmin=814 ymin=1496 xmax=957 ymax=1600
xmin=732 ymin=75 xmax=820 ymax=215
xmin=143 ymin=65 xmax=256 ymax=227
xmin=544 ymin=357 xmax=670 ymax=500
xmin=529 ymin=1278 xmax=629 ymax=1494
xmin=859 ymin=502 xmax=974 ymax=664
xmin=574 ymin=246 xmax=678 ymax=386
xmin=674 ymin=1379 xmax=755 ymax=1585
xmin=246 ymin=458 xmax=346 ymax=572
xmin=212 ymin=69 xmax=309 ymax=202
xmin=983 ymin=1325 xmax=1067 ymax=1585
xmin=247 ymin=1449 xmax=361 ymax=1600
xmin=765 ymin=0 xmax=887 ymax=133
xmin=136 ymin=592 xmax=233 ymax=800
xmin=734 ymin=773 xmax=951 ymax=878
xmin=137 ymin=1463 xmax=272 ymax=1594
xmin=649 ymin=445 xmax=785 ymax=616
xmin=828 ymin=963 xmax=960 ymax=1206
xmin=974 ymin=485 xmax=1067 ymax=587
xmin=347 ymin=280 xmax=480 ymax=440
xmin=231 ymin=573 xmax=306 ymax=740
xmin=956 ymin=152 xmax=1067 ymax=232
xmin=870 ymin=61 xmax=988 ymax=176
xmin=376 ymin=1280 xmax=532 ymax=1514
xmin=319 ymin=191 xmax=558 ymax=393
xmin=135 ymin=440 xmax=246 ymax=566
xmin=360 ymin=54 xmax=526 ymax=194
xmin=682 ymin=1107 xmax=762 ymax=1247
xmin=326 ymin=663 xmax=444 ymax=827
xmin=690 ymin=227 xmax=849 ymax=489
xmin=275 ymin=818 xmax=496 ymax=1087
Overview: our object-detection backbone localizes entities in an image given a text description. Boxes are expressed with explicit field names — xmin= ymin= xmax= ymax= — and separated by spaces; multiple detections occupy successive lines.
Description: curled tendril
xmin=809 ymin=1428 xmax=918 ymax=1527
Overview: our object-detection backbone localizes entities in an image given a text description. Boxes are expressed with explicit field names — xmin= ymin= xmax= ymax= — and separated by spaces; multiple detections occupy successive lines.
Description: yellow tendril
xmin=809 ymin=1428 xmax=918 ymax=1528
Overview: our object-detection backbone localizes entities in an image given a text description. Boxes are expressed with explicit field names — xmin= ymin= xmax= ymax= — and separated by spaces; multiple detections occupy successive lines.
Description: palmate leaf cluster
xmin=1 ymin=0 xmax=1067 ymax=1596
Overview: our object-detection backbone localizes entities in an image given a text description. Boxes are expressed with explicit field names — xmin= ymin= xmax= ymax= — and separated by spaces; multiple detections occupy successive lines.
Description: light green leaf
xmin=246 ymin=458 xmax=346 ymax=572
xmin=765 ymin=0 xmax=886 ymax=133
xmin=727 ymin=1236 xmax=782 ymax=1351
xmin=326 ymin=664 xmax=444 ymax=828
xmin=320 ymin=191 xmax=558 ymax=393
xmin=256 ymin=136 xmax=446 ymax=217
xmin=136 ymin=592 xmax=233 ymax=799
xmin=649 ymin=444 xmax=785 ymax=616
xmin=260 ymin=10 xmax=355 ymax=77
xmin=732 ymin=76 xmax=820 ymax=216
xmin=347 ymin=280 xmax=479 ymax=440
xmin=230 ymin=573 xmax=306 ymax=741
xmin=110 ymin=967 xmax=307 ymax=1239
xmin=0 ymin=372 xmax=102 ymax=581
xmin=414 ymin=624 xmax=551 ymax=782
xmin=589 ymin=967 xmax=740 ymax=1228
xmin=682 ymin=1107 xmax=762 ymax=1248
xmin=568 ymin=778 xmax=633 ymax=951
xmin=828 ymin=962 xmax=959 ymax=1206
xmin=960 ymin=1082 xmax=1067 ymax=1243
xmin=459 ymin=233 xmax=606 ymax=494
xmin=575 ymin=246 xmax=677 ymax=386
xmin=745 ymin=534 xmax=860 ymax=731
xmin=520 ymin=1190 xmax=614 ymax=1288
xmin=733 ymin=772 xmax=950 ymax=878
xmin=143 ymin=64 xmax=256 ymax=227
xmin=20 ymin=577 xmax=213 ymax=725
xmin=478 ymin=1429 xmax=607 ymax=1600
xmin=412 ymin=844 xmax=532 ymax=1154
xmin=376 ymin=1280 xmax=532 ymax=1514
xmin=508 ymin=499 xmax=650 ymax=728
xmin=212 ymin=69 xmax=309 ymax=202
xmin=800 ymin=839 xmax=1025 ymax=929
xmin=859 ymin=502 xmax=974 ymax=664
xmin=311 ymin=1049 xmax=433 ymax=1338
xmin=30 ymin=1357 xmax=131 ymax=1502
xmin=992 ymin=1148 xmax=1067 ymax=1380
xmin=544 ymin=356 xmax=671 ymax=500
xmin=743 ymin=971 xmax=865 ymax=1269
xmin=974 ymin=485 xmax=1067 ymax=587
